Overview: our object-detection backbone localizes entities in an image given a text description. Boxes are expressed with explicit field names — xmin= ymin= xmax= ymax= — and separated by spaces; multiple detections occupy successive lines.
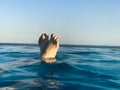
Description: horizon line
xmin=0 ymin=42 xmax=120 ymax=48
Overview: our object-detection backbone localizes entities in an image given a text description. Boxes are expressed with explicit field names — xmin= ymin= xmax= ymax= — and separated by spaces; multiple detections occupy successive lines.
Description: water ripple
xmin=0 ymin=44 xmax=120 ymax=90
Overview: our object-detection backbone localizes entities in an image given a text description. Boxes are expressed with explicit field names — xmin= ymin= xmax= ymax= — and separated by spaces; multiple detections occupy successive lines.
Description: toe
xmin=44 ymin=33 xmax=48 ymax=37
xmin=56 ymin=38 xmax=59 ymax=41
xmin=38 ymin=33 xmax=48 ymax=44
xmin=50 ymin=34 xmax=56 ymax=42
xmin=51 ymin=33 xmax=55 ymax=37
xmin=51 ymin=34 xmax=59 ymax=45
xmin=51 ymin=33 xmax=57 ymax=39
xmin=42 ymin=34 xmax=45 ymax=39
xmin=42 ymin=33 xmax=49 ymax=40
xmin=54 ymin=35 xmax=57 ymax=39
xmin=55 ymin=38 xmax=59 ymax=45
xmin=45 ymin=33 xmax=49 ymax=40
xmin=40 ymin=34 xmax=43 ymax=39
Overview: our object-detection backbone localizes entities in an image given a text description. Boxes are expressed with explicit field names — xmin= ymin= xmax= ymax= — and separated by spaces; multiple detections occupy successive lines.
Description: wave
xmin=0 ymin=44 xmax=120 ymax=90
xmin=67 ymin=51 xmax=100 ymax=55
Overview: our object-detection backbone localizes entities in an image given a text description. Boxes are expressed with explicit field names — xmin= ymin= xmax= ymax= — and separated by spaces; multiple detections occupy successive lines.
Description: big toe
xmin=38 ymin=33 xmax=49 ymax=44
xmin=50 ymin=34 xmax=59 ymax=45
xmin=42 ymin=33 xmax=49 ymax=40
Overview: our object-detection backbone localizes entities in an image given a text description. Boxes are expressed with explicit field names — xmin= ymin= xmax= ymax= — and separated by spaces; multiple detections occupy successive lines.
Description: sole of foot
xmin=41 ymin=33 xmax=59 ymax=59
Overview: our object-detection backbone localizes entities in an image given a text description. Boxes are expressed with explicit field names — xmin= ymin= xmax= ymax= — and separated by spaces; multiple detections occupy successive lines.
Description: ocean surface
xmin=0 ymin=44 xmax=120 ymax=90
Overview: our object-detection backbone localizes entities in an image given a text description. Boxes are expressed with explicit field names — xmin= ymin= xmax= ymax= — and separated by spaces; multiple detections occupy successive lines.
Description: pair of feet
xmin=38 ymin=33 xmax=59 ymax=60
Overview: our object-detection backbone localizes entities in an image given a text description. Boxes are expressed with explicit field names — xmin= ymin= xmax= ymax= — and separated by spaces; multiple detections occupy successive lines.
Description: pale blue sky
xmin=0 ymin=0 xmax=120 ymax=45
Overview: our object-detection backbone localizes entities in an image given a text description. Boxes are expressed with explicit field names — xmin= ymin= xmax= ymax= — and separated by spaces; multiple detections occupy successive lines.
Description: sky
xmin=0 ymin=0 xmax=120 ymax=46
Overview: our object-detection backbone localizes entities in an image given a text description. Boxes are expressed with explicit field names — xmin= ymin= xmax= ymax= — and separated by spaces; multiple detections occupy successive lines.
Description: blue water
xmin=0 ymin=44 xmax=120 ymax=90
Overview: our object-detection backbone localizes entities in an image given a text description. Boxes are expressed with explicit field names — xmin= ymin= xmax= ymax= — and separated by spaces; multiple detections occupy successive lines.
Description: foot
xmin=38 ymin=33 xmax=49 ymax=52
xmin=41 ymin=33 xmax=59 ymax=59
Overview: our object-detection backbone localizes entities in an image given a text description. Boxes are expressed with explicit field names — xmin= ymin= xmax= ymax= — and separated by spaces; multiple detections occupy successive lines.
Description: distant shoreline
xmin=0 ymin=43 xmax=120 ymax=48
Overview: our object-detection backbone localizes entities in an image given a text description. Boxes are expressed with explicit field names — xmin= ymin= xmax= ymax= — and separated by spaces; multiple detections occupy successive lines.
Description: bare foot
xmin=38 ymin=33 xmax=49 ymax=53
xmin=41 ymin=33 xmax=59 ymax=59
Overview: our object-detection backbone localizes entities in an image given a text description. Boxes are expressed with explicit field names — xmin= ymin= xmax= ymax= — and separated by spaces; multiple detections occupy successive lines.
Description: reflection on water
xmin=10 ymin=78 xmax=62 ymax=90
xmin=0 ymin=60 xmax=63 ymax=90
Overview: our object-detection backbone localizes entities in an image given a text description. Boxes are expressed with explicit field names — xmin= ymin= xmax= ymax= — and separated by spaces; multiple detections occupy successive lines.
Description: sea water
xmin=0 ymin=44 xmax=120 ymax=90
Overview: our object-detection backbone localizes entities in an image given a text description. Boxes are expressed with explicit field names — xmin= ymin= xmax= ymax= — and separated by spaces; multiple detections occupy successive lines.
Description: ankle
xmin=41 ymin=58 xmax=56 ymax=63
